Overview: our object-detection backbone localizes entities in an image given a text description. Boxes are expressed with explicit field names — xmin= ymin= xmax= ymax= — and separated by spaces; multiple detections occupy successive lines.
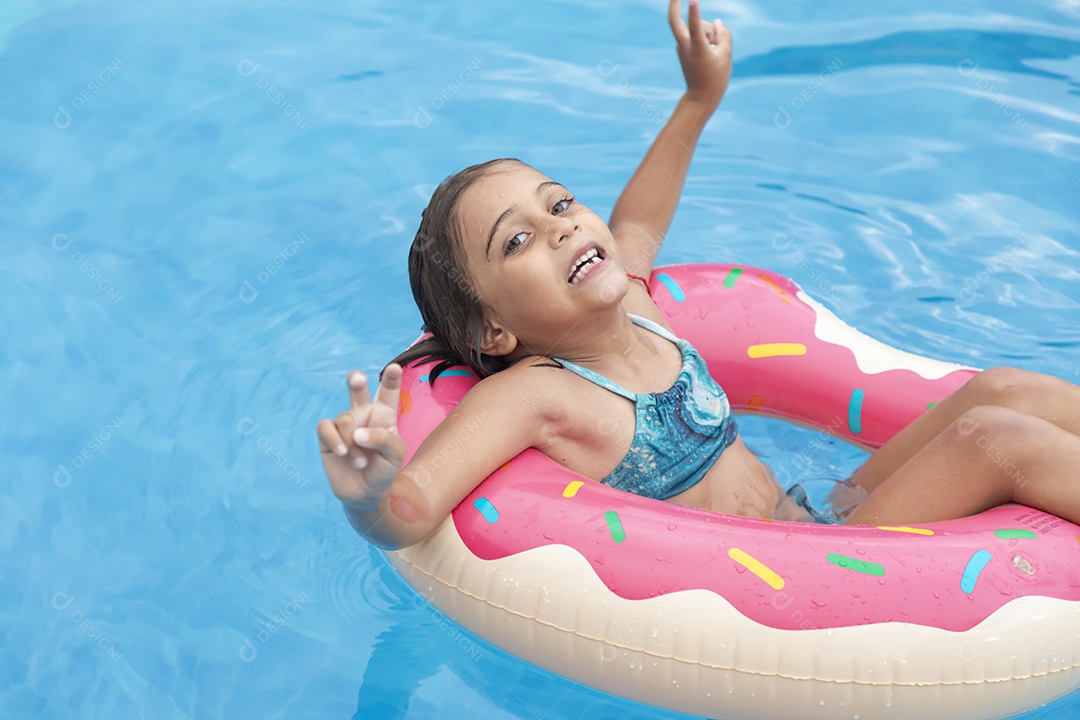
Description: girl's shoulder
xmin=467 ymin=356 xmax=576 ymax=420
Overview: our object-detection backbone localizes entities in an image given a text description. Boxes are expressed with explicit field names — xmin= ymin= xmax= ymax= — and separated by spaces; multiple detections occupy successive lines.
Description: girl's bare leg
xmin=850 ymin=367 xmax=1080 ymax=494
xmin=845 ymin=405 xmax=1080 ymax=527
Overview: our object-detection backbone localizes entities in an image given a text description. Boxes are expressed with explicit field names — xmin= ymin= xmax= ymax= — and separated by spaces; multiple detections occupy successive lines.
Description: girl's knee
xmin=960 ymin=367 xmax=1050 ymax=409
xmin=955 ymin=404 xmax=1031 ymax=437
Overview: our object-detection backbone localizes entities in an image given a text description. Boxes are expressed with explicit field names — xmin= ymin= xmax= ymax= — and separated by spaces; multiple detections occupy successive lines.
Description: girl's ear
xmin=479 ymin=318 xmax=518 ymax=357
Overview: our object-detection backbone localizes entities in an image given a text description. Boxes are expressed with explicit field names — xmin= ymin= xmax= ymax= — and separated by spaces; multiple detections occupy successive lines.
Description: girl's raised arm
xmin=609 ymin=0 xmax=732 ymax=278
xmin=317 ymin=364 xmax=545 ymax=549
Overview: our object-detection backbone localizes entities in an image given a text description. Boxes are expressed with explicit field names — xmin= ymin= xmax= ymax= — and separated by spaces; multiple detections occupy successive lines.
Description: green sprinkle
xmin=994 ymin=529 xmax=1038 ymax=540
xmin=827 ymin=553 xmax=885 ymax=576
xmin=927 ymin=401 xmax=938 ymax=410
xmin=723 ymin=267 xmax=743 ymax=288
xmin=604 ymin=510 xmax=626 ymax=543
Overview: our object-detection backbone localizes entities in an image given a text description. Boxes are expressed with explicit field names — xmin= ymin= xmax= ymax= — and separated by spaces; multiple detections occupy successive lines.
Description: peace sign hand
xmin=669 ymin=0 xmax=732 ymax=111
xmin=317 ymin=364 xmax=407 ymax=509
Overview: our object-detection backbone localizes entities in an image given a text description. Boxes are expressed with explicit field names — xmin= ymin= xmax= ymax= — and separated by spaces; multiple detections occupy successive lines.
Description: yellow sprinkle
xmin=747 ymin=343 xmax=807 ymax=359
xmin=728 ymin=547 xmax=785 ymax=590
xmin=877 ymin=525 xmax=935 ymax=536
xmin=563 ymin=480 xmax=585 ymax=498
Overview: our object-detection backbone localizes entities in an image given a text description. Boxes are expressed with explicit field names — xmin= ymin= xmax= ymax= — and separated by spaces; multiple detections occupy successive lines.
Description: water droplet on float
xmin=855 ymin=548 xmax=865 ymax=556
xmin=667 ymin=523 xmax=677 ymax=531
xmin=819 ymin=699 xmax=826 ymax=706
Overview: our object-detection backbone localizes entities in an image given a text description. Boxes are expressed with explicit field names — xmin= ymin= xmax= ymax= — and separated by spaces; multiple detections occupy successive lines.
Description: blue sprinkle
xmin=418 ymin=369 xmax=473 ymax=384
xmin=961 ymin=550 xmax=992 ymax=594
xmin=655 ymin=273 xmax=685 ymax=302
xmin=473 ymin=497 xmax=499 ymax=524
xmin=848 ymin=388 xmax=865 ymax=434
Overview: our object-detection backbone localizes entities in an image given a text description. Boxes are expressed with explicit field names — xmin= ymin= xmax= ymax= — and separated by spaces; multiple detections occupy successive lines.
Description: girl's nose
xmin=548 ymin=215 xmax=578 ymax=247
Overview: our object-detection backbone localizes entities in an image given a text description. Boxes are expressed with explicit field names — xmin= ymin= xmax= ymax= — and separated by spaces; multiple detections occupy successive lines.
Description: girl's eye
xmin=552 ymin=196 xmax=574 ymax=214
xmin=504 ymin=232 xmax=527 ymax=256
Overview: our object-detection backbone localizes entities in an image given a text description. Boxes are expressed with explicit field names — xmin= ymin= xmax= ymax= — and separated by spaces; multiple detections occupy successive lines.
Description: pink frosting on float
xmin=396 ymin=264 xmax=1080 ymax=633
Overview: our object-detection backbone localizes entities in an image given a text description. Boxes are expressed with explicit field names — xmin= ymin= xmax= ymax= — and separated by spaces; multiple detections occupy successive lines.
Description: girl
xmin=317 ymin=0 xmax=1080 ymax=549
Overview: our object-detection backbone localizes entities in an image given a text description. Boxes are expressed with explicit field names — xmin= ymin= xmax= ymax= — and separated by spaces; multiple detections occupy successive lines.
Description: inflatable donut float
xmin=386 ymin=263 xmax=1080 ymax=720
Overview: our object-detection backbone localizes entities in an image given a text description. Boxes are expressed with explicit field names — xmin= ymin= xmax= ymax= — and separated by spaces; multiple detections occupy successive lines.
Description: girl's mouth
xmin=568 ymin=246 xmax=606 ymax=285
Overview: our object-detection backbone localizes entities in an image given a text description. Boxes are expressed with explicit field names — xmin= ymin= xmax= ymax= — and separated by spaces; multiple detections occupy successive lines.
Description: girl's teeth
xmin=570 ymin=255 xmax=602 ymax=284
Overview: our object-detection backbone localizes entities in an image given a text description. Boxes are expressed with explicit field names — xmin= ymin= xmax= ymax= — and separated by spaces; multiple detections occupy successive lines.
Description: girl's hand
xmin=668 ymin=0 xmax=732 ymax=112
xmin=317 ymin=364 xmax=407 ymax=509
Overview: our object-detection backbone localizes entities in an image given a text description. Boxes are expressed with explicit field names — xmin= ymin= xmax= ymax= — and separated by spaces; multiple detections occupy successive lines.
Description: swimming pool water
xmin=2 ymin=0 xmax=1078 ymax=718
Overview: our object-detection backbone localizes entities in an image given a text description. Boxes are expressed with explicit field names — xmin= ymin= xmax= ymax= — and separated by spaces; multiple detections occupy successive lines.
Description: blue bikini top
xmin=552 ymin=315 xmax=739 ymax=500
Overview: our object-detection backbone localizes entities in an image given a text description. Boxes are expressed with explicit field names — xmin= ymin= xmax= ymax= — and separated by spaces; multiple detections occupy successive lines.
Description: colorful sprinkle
xmin=961 ymin=550 xmax=993 ymax=594
xmin=746 ymin=343 xmax=807 ymax=359
xmin=497 ymin=460 xmax=513 ymax=472
xmin=827 ymin=553 xmax=885 ymax=576
xmin=848 ymin=388 xmax=865 ymax=434
xmin=655 ymin=273 xmax=685 ymax=302
xmin=927 ymin=401 xmax=938 ymax=410
xmin=994 ymin=529 xmax=1038 ymax=540
xmin=723 ymin=267 xmax=743 ymax=288
xmin=748 ymin=394 xmax=765 ymax=409
xmin=399 ymin=390 xmax=413 ymax=415
xmin=877 ymin=525 xmax=935 ymax=536
xmin=472 ymin=497 xmax=499 ymax=523
xmin=604 ymin=511 xmax=626 ymax=543
xmin=563 ymin=480 xmax=585 ymax=498
xmin=728 ymin=548 xmax=785 ymax=590
xmin=758 ymin=274 xmax=792 ymax=304
xmin=418 ymin=369 xmax=472 ymax=383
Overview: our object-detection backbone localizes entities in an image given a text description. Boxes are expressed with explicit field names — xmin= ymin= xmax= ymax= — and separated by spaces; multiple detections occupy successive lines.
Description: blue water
xmin=2 ymin=0 xmax=1079 ymax=718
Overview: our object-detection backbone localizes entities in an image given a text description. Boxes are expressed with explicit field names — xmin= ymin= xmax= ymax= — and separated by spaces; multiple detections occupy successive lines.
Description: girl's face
xmin=456 ymin=163 xmax=628 ymax=355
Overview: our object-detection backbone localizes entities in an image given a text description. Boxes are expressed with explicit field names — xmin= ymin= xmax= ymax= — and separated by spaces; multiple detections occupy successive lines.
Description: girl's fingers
xmin=317 ymin=418 xmax=348 ymax=457
xmin=352 ymin=426 xmax=407 ymax=465
xmin=668 ymin=0 xmax=689 ymax=45
xmin=348 ymin=371 xmax=372 ymax=414
xmin=374 ymin=363 xmax=403 ymax=410
xmin=687 ymin=0 xmax=707 ymax=46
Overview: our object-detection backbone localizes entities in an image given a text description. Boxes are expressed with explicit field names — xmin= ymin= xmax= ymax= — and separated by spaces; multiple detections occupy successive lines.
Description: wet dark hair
xmin=389 ymin=158 xmax=526 ymax=383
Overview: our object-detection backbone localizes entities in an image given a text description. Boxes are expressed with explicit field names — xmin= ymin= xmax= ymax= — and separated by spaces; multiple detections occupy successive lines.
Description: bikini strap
xmin=627 ymin=314 xmax=680 ymax=344
xmin=552 ymin=357 xmax=636 ymax=401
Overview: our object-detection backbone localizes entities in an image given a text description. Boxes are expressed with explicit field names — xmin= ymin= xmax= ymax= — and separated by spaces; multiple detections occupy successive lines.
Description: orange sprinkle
xmin=758 ymin=274 xmax=792 ymax=304
xmin=399 ymin=390 xmax=412 ymax=415
xmin=748 ymin=394 xmax=765 ymax=409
